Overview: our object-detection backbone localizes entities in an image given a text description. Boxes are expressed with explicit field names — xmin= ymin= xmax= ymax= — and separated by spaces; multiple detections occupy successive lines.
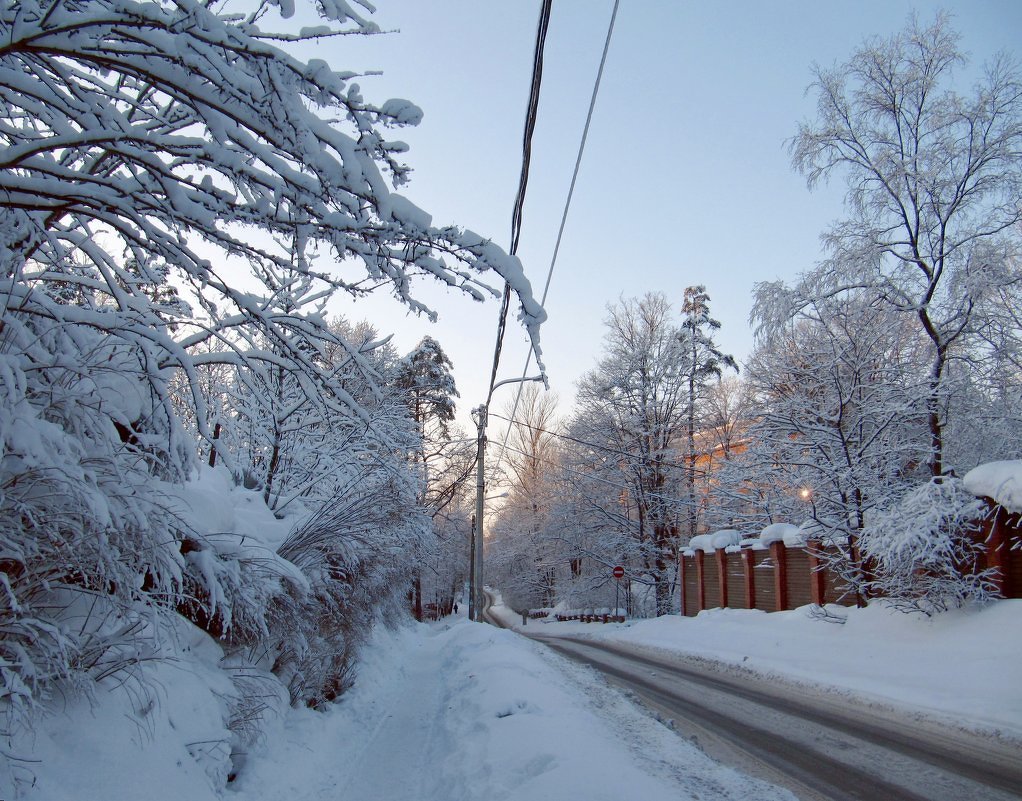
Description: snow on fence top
xmin=689 ymin=529 xmax=742 ymax=552
xmin=687 ymin=534 xmax=712 ymax=552
xmin=963 ymin=460 xmax=1022 ymax=514
xmin=712 ymin=529 xmax=742 ymax=549
xmin=759 ymin=522 xmax=804 ymax=547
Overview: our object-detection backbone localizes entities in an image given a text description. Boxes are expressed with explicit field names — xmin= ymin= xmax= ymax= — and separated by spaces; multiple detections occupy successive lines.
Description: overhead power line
xmin=486 ymin=0 xmax=553 ymax=403
xmin=490 ymin=411 xmax=717 ymax=478
xmin=494 ymin=440 xmax=694 ymax=511
xmin=493 ymin=0 xmax=621 ymax=466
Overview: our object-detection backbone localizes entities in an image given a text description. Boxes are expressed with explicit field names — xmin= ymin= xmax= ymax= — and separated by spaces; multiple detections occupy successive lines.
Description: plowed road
xmin=482 ymin=600 xmax=1022 ymax=801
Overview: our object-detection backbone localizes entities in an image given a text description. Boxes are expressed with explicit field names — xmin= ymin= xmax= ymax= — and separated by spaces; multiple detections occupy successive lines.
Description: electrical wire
xmin=486 ymin=0 xmax=553 ymax=404
xmin=490 ymin=411 xmax=713 ymax=476
xmin=492 ymin=0 xmax=620 ymax=463
xmin=494 ymin=439 xmax=694 ymax=511
xmin=492 ymin=412 xmax=699 ymax=469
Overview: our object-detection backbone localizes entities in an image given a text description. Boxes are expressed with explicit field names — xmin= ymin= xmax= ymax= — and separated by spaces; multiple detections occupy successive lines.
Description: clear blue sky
xmin=311 ymin=1 xmax=1022 ymax=429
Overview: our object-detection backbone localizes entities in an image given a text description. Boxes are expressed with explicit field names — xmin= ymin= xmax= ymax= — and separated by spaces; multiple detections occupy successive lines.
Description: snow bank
xmin=534 ymin=600 xmax=1022 ymax=738
xmin=5 ymin=616 xmax=235 ymax=801
xmin=4 ymin=467 xmax=304 ymax=801
xmin=162 ymin=465 xmax=299 ymax=550
xmin=964 ymin=460 xmax=1022 ymax=513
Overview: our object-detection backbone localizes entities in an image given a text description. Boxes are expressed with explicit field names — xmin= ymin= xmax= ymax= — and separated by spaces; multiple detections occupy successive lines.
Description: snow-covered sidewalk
xmin=232 ymin=615 xmax=795 ymax=801
xmin=494 ymin=599 xmax=1022 ymax=741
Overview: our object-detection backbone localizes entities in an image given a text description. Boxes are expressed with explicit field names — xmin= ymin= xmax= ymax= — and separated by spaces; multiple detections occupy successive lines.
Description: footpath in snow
xmin=494 ymin=599 xmax=1022 ymax=742
xmin=232 ymin=615 xmax=795 ymax=801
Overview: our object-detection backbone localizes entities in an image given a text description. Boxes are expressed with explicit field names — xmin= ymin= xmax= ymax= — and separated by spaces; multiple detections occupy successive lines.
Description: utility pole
xmin=469 ymin=376 xmax=545 ymax=623
xmin=473 ymin=405 xmax=487 ymax=620
xmin=468 ymin=514 xmax=476 ymax=621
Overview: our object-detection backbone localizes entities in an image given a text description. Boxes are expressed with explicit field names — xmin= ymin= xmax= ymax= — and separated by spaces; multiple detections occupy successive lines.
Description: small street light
xmin=468 ymin=375 xmax=545 ymax=622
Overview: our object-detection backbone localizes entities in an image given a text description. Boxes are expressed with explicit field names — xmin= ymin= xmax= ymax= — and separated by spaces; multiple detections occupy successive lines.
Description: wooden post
xmin=716 ymin=548 xmax=729 ymax=609
xmin=986 ymin=504 xmax=1008 ymax=598
xmin=695 ymin=549 xmax=706 ymax=613
xmin=771 ymin=540 xmax=788 ymax=611
xmin=742 ymin=549 xmax=756 ymax=609
xmin=679 ymin=553 xmax=687 ymax=616
xmin=807 ymin=539 xmax=826 ymax=606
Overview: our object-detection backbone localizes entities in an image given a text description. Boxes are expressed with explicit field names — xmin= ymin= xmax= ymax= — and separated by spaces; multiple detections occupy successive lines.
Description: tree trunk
xmin=654 ymin=521 xmax=674 ymax=616
xmin=207 ymin=421 xmax=221 ymax=468
xmin=926 ymin=343 xmax=947 ymax=477
xmin=686 ymin=369 xmax=698 ymax=541
xmin=263 ymin=429 xmax=281 ymax=506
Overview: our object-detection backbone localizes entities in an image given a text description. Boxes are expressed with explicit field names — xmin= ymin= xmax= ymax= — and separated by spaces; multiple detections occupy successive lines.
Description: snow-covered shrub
xmin=1 ymin=0 xmax=543 ymax=781
xmin=0 ymin=313 xmax=191 ymax=728
xmin=273 ymin=468 xmax=427 ymax=706
xmin=173 ymin=529 xmax=310 ymax=649
xmin=220 ymin=664 xmax=289 ymax=779
xmin=857 ymin=477 xmax=997 ymax=614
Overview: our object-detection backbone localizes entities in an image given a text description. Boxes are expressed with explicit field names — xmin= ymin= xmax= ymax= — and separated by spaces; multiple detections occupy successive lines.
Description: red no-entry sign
xmin=612 ymin=565 xmax=625 ymax=579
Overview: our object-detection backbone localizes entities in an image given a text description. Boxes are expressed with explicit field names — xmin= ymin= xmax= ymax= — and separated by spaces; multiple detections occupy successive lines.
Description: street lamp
xmin=468 ymin=375 xmax=545 ymax=622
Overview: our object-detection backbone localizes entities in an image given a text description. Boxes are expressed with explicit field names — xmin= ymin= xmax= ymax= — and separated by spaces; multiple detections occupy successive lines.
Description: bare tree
xmin=575 ymin=293 xmax=689 ymax=616
xmin=499 ymin=384 xmax=559 ymax=526
xmin=703 ymin=376 xmax=752 ymax=462
xmin=780 ymin=12 xmax=1022 ymax=477
xmin=484 ymin=384 xmax=560 ymax=609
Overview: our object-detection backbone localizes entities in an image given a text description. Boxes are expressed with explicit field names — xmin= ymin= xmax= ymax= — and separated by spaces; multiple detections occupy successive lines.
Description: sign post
xmin=612 ymin=565 xmax=624 ymax=619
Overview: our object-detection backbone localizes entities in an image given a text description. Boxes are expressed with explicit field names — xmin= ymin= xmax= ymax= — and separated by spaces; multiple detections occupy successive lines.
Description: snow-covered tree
xmin=0 ymin=0 xmax=544 ymax=731
xmin=946 ymin=281 xmax=1022 ymax=467
xmin=679 ymin=286 xmax=737 ymax=538
xmin=225 ymin=315 xmax=412 ymax=513
xmin=392 ymin=335 xmax=464 ymax=618
xmin=856 ymin=476 xmax=996 ymax=614
xmin=548 ymin=423 xmax=653 ymax=614
xmin=780 ymin=12 xmax=1022 ymax=477
xmin=0 ymin=0 xmax=544 ymax=469
xmin=690 ymin=375 xmax=754 ymax=534
xmin=574 ymin=293 xmax=690 ymax=616
xmin=487 ymin=384 xmax=561 ymax=608
xmin=746 ymin=293 xmax=930 ymax=535
xmin=395 ymin=337 xmax=458 ymax=441
xmin=393 ymin=335 xmax=473 ymax=518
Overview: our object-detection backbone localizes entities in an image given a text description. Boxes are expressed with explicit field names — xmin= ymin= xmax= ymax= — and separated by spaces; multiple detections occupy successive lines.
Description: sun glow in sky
xmin=292 ymin=0 xmax=1022 ymax=429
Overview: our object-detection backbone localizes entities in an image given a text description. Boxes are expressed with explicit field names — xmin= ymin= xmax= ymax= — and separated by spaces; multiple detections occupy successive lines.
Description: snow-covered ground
xmin=493 ymin=598 xmax=1022 ymax=741
xmin=230 ymin=615 xmax=795 ymax=801
xmin=9 ymin=611 xmax=796 ymax=801
xmin=10 ymin=598 xmax=1018 ymax=800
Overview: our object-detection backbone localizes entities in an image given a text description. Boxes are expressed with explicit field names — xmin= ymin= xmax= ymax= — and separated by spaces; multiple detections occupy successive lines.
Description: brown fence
xmin=681 ymin=542 xmax=829 ymax=616
xmin=980 ymin=500 xmax=1022 ymax=599
xmin=680 ymin=500 xmax=1022 ymax=616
